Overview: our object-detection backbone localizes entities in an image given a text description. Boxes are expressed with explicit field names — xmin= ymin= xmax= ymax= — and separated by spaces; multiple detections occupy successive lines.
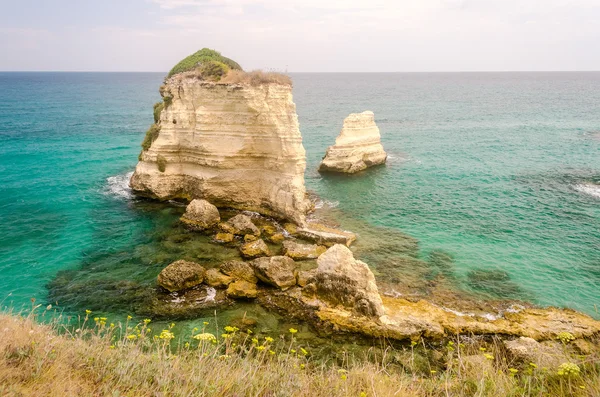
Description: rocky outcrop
xmin=296 ymin=223 xmax=357 ymax=247
xmin=319 ymin=111 xmax=387 ymax=173
xmin=251 ymin=256 xmax=298 ymax=290
xmin=130 ymin=72 xmax=311 ymax=225
xmin=239 ymin=239 xmax=271 ymax=259
xmin=227 ymin=280 xmax=258 ymax=299
xmin=204 ymin=268 xmax=234 ymax=288
xmin=157 ymin=260 xmax=206 ymax=292
xmin=180 ymin=199 xmax=220 ymax=231
xmin=282 ymin=240 xmax=326 ymax=260
xmin=226 ymin=214 xmax=260 ymax=236
xmin=220 ymin=261 xmax=257 ymax=283
xmin=308 ymin=244 xmax=384 ymax=317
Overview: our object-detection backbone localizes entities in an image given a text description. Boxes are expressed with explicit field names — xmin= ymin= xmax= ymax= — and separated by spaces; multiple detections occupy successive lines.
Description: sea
xmin=0 ymin=72 xmax=599 ymax=332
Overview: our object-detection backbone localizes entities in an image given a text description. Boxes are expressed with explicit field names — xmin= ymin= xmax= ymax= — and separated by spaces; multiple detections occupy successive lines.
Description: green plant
xmin=163 ymin=96 xmax=173 ymax=107
xmin=199 ymin=60 xmax=230 ymax=81
xmin=167 ymin=48 xmax=242 ymax=78
xmin=141 ymin=123 xmax=161 ymax=151
xmin=153 ymin=102 xmax=164 ymax=123
xmin=157 ymin=155 xmax=167 ymax=173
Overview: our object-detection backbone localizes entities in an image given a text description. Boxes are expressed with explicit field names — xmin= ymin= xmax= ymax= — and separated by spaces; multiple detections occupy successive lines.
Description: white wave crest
xmin=574 ymin=183 xmax=600 ymax=199
xmin=313 ymin=199 xmax=340 ymax=209
xmin=105 ymin=171 xmax=134 ymax=199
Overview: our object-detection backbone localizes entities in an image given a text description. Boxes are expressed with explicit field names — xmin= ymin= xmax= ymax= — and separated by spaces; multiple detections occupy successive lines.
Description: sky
xmin=0 ymin=0 xmax=599 ymax=72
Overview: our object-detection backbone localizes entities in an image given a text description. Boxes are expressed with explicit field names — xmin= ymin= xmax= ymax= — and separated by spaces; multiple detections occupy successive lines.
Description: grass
xmin=141 ymin=123 xmax=160 ymax=152
xmin=167 ymin=48 xmax=242 ymax=78
xmin=1 ymin=308 xmax=599 ymax=397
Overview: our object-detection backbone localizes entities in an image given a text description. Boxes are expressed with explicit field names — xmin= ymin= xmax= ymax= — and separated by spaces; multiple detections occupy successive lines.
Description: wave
xmin=574 ymin=183 xmax=600 ymax=199
xmin=105 ymin=172 xmax=134 ymax=199
xmin=313 ymin=199 xmax=340 ymax=209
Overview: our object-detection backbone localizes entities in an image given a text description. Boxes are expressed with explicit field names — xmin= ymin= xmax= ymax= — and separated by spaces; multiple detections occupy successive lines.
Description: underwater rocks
xmin=130 ymin=72 xmax=311 ymax=224
xmin=220 ymin=260 xmax=257 ymax=283
xmin=251 ymin=256 xmax=298 ymax=290
xmin=318 ymin=111 xmax=387 ymax=174
xmin=282 ymin=240 xmax=326 ymax=260
xmin=296 ymin=223 xmax=357 ymax=247
xmin=204 ymin=268 xmax=234 ymax=288
xmin=308 ymin=244 xmax=385 ymax=317
xmin=180 ymin=199 xmax=220 ymax=231
xmin=157 ymin=260 xmax=206 ymax=292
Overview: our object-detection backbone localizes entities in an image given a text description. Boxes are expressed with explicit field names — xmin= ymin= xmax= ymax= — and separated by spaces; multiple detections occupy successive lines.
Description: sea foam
xmin=106 ymin=171 xmax=134 ymax=199
xmin=574 ymin=183 xmax=600 ymax=199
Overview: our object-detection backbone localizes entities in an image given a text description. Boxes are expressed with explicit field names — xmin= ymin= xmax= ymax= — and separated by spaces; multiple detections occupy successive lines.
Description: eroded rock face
xmin=180 ymin=199 xmax=220 ymax=231
xmin=204 ymin=268 xmax=234 ymax=288
xmin=318 ymin=111 xmax=387 ymax=174
xmin=252 ymin=256 xmax=298 ymax=290
xmin=311 ymin=244 xmax=384 ymax=317
xmin=130 ymin=74 xmax=311 ymax=225
xmin=157 ymin=260 xmax=206 ymax=292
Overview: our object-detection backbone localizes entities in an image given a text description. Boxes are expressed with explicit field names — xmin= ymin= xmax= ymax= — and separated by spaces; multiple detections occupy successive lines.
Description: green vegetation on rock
xmin=153 ymin=102 xmax=164 ymax=123
xmin=141 ymin=123 xmax=161 ymax=151
xmin=167 ymin=48 xmax=242 ymax=78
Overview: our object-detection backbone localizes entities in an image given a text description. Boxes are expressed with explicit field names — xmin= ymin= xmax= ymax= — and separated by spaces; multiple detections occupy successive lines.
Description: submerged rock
xmin=130 ymin=63 xmax=311 ymax=224
xmin=297 ymin=223 xmax=356 ymax=247
xmin=252 ymin=256 xmax=298 ymax=290
xmin=282 ymin=240 xmax=327 ymax=260
xmin=227 ymin=280 xmax=258 ymax=299
xmin=204 ymin=268 xmax=234 ymax=288
xmin=318 ymin=111 xmax=387 ymax=174
xmin=227 ymin=214 xmax=260 ymax=236
xmin=180 ymin=199 xmax=220 ymax=231
xmin=239 ymin=239 xmax=271 ymax=259
xmin=157 ymin=260 xmax=206 ymax=292
xmin=220 ymin=261 xmax=257 ymax=283
xmin=214 ymin=232 xmax=234 ymax=243
xmin=310 ymin=244 xmax=384 ymax=317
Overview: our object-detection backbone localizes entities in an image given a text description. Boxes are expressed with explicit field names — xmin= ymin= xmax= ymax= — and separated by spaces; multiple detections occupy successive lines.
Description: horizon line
xmin=1 ymin=70 xmax=600 ymax=74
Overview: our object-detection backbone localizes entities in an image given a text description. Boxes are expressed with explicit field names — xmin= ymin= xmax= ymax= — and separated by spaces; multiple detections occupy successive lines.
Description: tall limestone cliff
xmin=130 ymin=50 xmax=310 ymax=224
xmin=319 ymin=111 xmax=387 ymax=174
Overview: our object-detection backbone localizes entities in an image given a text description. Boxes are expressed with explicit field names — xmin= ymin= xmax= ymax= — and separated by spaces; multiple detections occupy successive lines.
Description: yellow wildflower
xmin=85 ymin=310 xmax=92 ymax=315
xmin=257 ymin=345 xmax=266 ymax=351
xmin=265 ymin=336 xmax=274 ymax=343
xmin=193 ymin=333 xmax=216 ymax=342
xmin=289 ymin=328 xmax=298 ymax=334
xmin=484 ymin=354 xmax=494 ymax=360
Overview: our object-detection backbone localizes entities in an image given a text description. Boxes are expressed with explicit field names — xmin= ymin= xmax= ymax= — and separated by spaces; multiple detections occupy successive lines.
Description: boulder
xmin=282 ymin=240 xmax=327 ymax=260
xmin=180 ymin=199 xmax=220 ymax=230
xmin=157 ymin=260 xmax=206 ymax=292
xmin=311 ymin=244 xmax=384 ymax=317
xmin=204 ymin=268 xmax=234 ymax=288
xmin=220 ymin=261 xmax=258 ymax=283
xmin=251 ymin=256 xmax=298 ymax=290
xmin=318 ymin=111 xmax=387 ymax=174
xmin=226 ymin=214 xmax=260 ymax=236
xmin=503 ymin=337 xmax=568 ymax=370
xmin=268 ymin=233 xmax=286 ymax=244
xmin=239 ymin=239 xmax=271 ymax=259
xmin=297 ymin=269 xmax=317 ymax=287
xmin=297 ymin=223 xmax=356 ymax=247
xmin=218 ymin=222 xmax=236 ymax=234
xmin=214 ymin=232 xmax=234 ymax=243
xmin=227 ymin=280 xmax=258 ymax=299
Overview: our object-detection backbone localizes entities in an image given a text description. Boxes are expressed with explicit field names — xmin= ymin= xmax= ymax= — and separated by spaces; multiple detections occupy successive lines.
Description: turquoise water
xmin=1 ymin=72 xmax=599 ymax=320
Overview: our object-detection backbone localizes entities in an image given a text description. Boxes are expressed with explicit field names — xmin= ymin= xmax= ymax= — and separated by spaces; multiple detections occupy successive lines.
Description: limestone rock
xmin=204 ymin=268 xmax=234 ymax=288
xmin=244 ymin=234 xmax=258 ymax=242
xmin=227 ymin=280 xmax=258 ymax=299
xmin=319 ymin=111 xmax=387 ymax=174
xmin=180 ymin=199 xmax=220 ymax=231
xmin=218 ymin=222 xmax=236 ymax=234
xmin=268 ymin=233 xmax=286 ymax=244
xmin=239 ymin=239 xmax=271 ymax=259
xmin=312 ymin=244 xmax=384 ymax=317
xmin=157 ymin=260 xmax=206 ymax=292
xmin=297 ymin=223 xmax=356 ymax=247
xmin=214 ymin=232 xmax=234 ymax=243
xmin=252 ymin=256 xmax=298 ymax=290
xmin=297 ymin=269 xmax=317 ymax=287
xmin=130 ymin=75 xmax=311 ymax=224
xmin=503 ymin=337 xmax=568 ymax=370
xmin=282 ymin=240 xmax=326 ymax=260
xmin=220 ymin=261 xmax=257 ymax=283
xmin=227 ymin=214 xmax=260 ymax=236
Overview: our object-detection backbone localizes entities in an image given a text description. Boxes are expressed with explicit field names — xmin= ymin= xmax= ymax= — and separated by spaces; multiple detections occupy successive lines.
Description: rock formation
xmin=130 ymin=52 xmax=311 ymax=225
xmin=180 ymin=199 xmax=220 ymax=231
xmin=319 ymin=111 xmax=387 ymax=173
xmin=251 ymin=256 xmax=298 ymax=290
xmin=157 ymin=260 xmax=206 ymax=292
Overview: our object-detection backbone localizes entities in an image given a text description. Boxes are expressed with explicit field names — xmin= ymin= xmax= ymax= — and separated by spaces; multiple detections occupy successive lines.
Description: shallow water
xmin=0 ymin=72 xmax=599 ymax=328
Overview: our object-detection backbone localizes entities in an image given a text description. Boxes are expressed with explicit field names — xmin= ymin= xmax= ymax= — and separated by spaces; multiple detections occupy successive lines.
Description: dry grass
xmin=220 ymin=70 xmax=292 ymax=86
xmin=1 ymin=310 xmax=599 ymax=397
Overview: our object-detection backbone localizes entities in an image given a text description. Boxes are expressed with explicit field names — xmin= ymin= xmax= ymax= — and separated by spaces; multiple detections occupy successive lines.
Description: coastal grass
xmin=167 ymin=48 xmax=242 ymax=78
xmin=1 ymin=310 xmax=599 ymax=397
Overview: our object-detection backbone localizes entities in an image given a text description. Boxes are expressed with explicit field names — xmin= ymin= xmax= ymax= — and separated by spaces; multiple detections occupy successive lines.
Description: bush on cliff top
xmin=167 ymin=48 xmax=242 ymax=78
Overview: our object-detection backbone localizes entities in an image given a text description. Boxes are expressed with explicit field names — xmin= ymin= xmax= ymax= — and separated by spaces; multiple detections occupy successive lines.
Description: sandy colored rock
xmin=180 ymin=199 xmax=220 ymax=230
xmin=130 ymin=76 xmax=311 ymax=224
xmin=226 ymin=214 xmax=260 ymax=236
xmin=297 ymin=223 xmax=356 ymax=247
xmin=268 ymin=233 xmax=286 ymax=244
xmin=260 ymin=224 xmax=278 ymax=236
xmin=312 ymin=244 xmax=384 ymax=317
xmin=282 ymin=240 xmax=326 ymax=260
xmin=227 ymin=280 xmax=258 ymax=299
xmin=283 ymin=223 xmax=298 ymax=235
xmin=218 ymin=222 xmax=236 ymax=234
xmin=251 ymin=256 xmax=298 ymax=290
xmin=214 ymin=232 xmax=234 ymax=243
xmin=244 ymin=234 xmax=258 ymax=242
xmin=239 ymin=239 xmax=271 ymax=259
xmin=157 ymin=260 xmax=206 ymax=292
xmin=220 ymin=261 xmax=257 ymax=283
xmin=297 ymin=269 xmax=317 ymax=287
xmin=319 ymin=111 xmax=387 ymax=174
xmin=503 ymin=337 xmax=568 ymax=370
xmin=204 ymin=268 xmax=234 ymax=288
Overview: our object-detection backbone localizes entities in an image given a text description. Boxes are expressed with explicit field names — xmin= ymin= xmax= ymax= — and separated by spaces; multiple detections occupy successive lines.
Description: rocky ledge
xmin=319 ymin=111 xmax=387 ymax=174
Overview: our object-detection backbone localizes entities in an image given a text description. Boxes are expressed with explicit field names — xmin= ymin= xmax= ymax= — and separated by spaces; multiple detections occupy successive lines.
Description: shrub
xmin=167 ymin=48 xmax=242 ymax=78
xmin=220 ymin=70 xmax=292 ymax=86
xmin=163 ymin=96 xmax=173 ymax=107
xmin=153 ymin=102 xmax=164 ymax=123
xmin=198 ymin=60 xmax=230 ymax=81
xmin=157 ymin=155 xmax=167 ymax=173
xmin=141 ymin=123 xmax=161 ymax=151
